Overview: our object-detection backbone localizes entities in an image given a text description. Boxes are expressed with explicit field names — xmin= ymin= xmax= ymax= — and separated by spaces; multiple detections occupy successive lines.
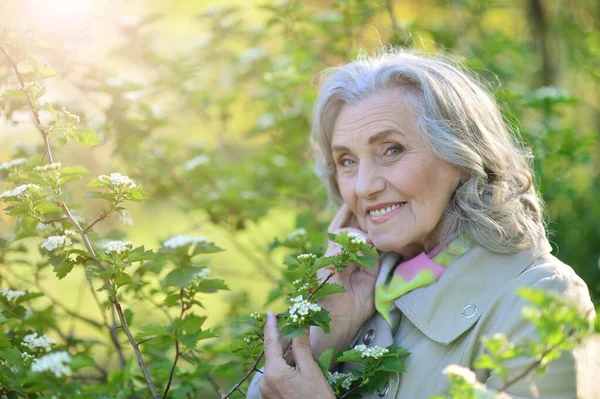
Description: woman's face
xmin=331 ymin=88 xmax=461 ymax=255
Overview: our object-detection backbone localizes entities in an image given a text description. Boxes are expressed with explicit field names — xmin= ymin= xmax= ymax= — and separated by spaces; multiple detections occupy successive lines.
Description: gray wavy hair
xmin=310 ymin=49 xmax=547 ymax=254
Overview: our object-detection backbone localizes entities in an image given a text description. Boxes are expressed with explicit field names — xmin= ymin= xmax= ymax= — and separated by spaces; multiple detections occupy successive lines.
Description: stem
xmin=207 ymin=374 xmax=226 ymax=397
xmin=1 ymin=46 xmax=158 ymax=398
xmin=163 ymin=288 xmax=186 ymax=399
xmin=221 ymin=350 xmax=264 ymax=399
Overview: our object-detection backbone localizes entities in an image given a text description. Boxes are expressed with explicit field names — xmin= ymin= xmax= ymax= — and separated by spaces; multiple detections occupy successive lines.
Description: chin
xmin=371 ymin=234 xmax=424 ymax=258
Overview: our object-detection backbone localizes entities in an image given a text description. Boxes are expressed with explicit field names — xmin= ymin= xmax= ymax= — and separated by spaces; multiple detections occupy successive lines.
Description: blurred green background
xmin=1 ymin=0 xmax=599 ymax=392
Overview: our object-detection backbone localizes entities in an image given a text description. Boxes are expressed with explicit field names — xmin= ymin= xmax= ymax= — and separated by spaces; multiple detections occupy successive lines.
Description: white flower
xmin=347 ymin=231 xmax=367 ymax=245
xmin=98 ymin=173 xmax=136 ymax=190
xmin=22 ymin=333 xmax=56 ymax=353
xmin=33 ymin=162 xmax=61 ymax=173
xmin=286 ymin=228 xmax=307 ymax=241
xmin=193 ymin=268 xmax=211 ymax=281
xmin=353 ymin=344 xmax=389 ymax=360
xmin=0 ymin=184 xmax=39 ymax=201
xmin=533 ymin=86 xmax=569 ymax=101
xmin=163 ymin=235 xmax=207 ymax=249
xmin=119 ymin=16 xmax=140 ymax=28
xmin=184 ymin=155 xmax=211 ymax=170
xmin=297 ymin=253 xmax=316 ymax=263
xmin=271 ymin=154 xmax=288 ymax=167
xmin=40 ymin=235 xmax=72 ymax=252
xmin=328 ymin=371 xmax=357 ymax=390
xmin=0 ymin=288 xmax=26 ymax=301
xmin=31 ymin=351 xmax=71 ymax=377
xmin=0 ymin=158 xmax=27 ymax=170
xmin=250 ymin=312 xmax=263 ymax=321
xmin=442 ymin=364 xmax=478 ymax=384
xmin=21 ymin=352 xmax=35 ymax=363
xmin=105 ymin=76 xmax=125 ymax=88
xmin=256 ymin=113 xmax=275 ymax=129
xmin=103 ymin=240 xmax=134 ymax=256
xmin=288 ymin=296 xmax=321 ymax=324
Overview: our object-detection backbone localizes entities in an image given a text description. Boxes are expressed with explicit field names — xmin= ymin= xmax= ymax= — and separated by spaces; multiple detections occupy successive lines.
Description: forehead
xmin=332 ymin=88 xmax=422 ymax=145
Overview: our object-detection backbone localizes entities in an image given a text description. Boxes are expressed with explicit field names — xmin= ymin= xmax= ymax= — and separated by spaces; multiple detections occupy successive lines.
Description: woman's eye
xmin=340 ymin=158 xmax=355 ymax=167
xmin=385 ymin=145 xmax=404 ymax=156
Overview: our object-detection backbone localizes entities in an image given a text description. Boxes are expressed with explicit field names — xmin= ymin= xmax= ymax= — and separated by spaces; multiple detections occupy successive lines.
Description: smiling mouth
xmin=367 ymin=202 xmax=406 ymax=217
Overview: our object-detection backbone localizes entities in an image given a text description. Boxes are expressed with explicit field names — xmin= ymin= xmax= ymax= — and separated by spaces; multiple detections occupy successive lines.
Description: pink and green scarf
xmin=375 ymin=235 xmax=473 ymax=325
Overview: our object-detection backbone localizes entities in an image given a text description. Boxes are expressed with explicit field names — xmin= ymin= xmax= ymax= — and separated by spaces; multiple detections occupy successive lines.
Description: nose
xmin=355 ymin=160 xmax=386 ymax=200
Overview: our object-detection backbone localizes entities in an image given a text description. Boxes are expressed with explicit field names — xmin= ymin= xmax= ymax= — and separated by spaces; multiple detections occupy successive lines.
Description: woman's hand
xmin=260 ymin=311 xmax=335 ymax=399
xmin=310 ymin=204 xmax=381 ymax=360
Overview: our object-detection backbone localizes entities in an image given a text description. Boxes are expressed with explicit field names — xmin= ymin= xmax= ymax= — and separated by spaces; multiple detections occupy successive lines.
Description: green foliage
xmin=0 ymin=0 xmax=599 ymax=398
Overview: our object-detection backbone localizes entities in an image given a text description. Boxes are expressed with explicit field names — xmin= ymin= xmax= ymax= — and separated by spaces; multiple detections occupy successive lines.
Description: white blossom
xmin=21 ymin=352 xmax=35 ymax=363
xmin=105 ymin=76 xmax=125 ymax=88
xmin=103 ymin=240 xmax=134 ymax=256
xmin=33 ymin=162 xmax=61 ymax=173
xmin=0 ymin=288 xmax=26 ymax=301
xmin=297 ymin=253 xmax=316 ymax=263
xmin=286 ymin=228 xmax=307 ymax=241
xmin=0 ymin=184 xmax=39 ymax=201
xmin=442 ymin=364 xmax=478 ymax=384
xmin=193 ymin=268 xmax=211 ymax=281
xmin=0 ymin=158 xmax=27 ymax=170
xmin=533 ymin=86 xmax=569 ymax=101
xmin=353 ymin=344 xmax=389 ymax=360
xmin=22 ymin=333 xmax=56 ymax=353
xmin=184 ymin=155 xmax=211 ymax=170
xmin=163 ymin=235 xmax=207 ymax=249
xmin=347 ymin=231 xmax=367 ymax=245
xmin=40 ymin=234 xmax=72 ymax=252
xmin=328 ymin=371 xmax=357 ymax=390
xmin=288 ymin=296 xmax=321 ymax=324
xmin=98 ymin=173 xmax=136 ymax=190
xmin=271 ymin=154 xmax=288 ymax=167
xmin=31 ymin=351 xmax=71 ymax=377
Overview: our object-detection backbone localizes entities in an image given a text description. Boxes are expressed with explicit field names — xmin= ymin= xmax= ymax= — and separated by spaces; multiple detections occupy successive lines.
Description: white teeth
xmin=369 ymin=203 xmax=403 ymax=217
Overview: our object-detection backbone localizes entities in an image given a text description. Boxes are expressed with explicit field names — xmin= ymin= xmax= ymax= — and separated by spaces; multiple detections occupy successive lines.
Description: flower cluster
xmin=0 ymin=288 xmax=26 ymax=301
xmin=0 ymin=184 xmax=39 ymax=201
xmin=192 ymin=268 xmax=211 ymax=281
xmin=347 ymin=232 xmax=367 ymax=245
xmin=33 ymin=162 xmax=61 ymax=173
xmin=297 ymin=253 xmax=316 ymax=263
xmin=103 ymin=240 xmax=134 ymax=256
xmin=292 ymin=279 xmax=309 ymax=291
xmin=163 ymin=235 xmax=206 ymax=249
xmin=61 ymin=107 xmax=80 ymax=124
xmin=98 ymin=173 xmax=136 ymax=191
xmin=250 ymin=312 xmax=264 ymax=321
xmin=0 ymin=157 xmax=27 ymax=170
xmin=243 ymin=334 xmax=259 ymax=344
xmin=21 ymin=352 xmax=35 ymax=364
xmin=31 ymin=351 xmax=72 ymax=377
xmin=442 ymin=364 xmax=477 ymax=384
xmin=286 ymin=228 xmax=307 ymax=241
xmin=184 ymin=155 xmax=211 ymax=170
xmin=532 ymin=86 xmax=570 ymax=102
xmin=40 ymin=230 xmax=76 ymax=252
xmin=22 ymin=333 xmax=56 ymax=353
xmin=353 ymin=344 xmax=389 ymax=360
xmin=288 ymin=295 xmax=321 ymax=324
xmin=328 ymin=371 xmax=358 ymax=390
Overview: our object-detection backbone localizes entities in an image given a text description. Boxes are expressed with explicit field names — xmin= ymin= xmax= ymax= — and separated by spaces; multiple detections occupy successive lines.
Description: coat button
xmin=461 ymin=304 xmax=477 ymax=318
xmin=377 ymin=383 xmax=389 ymax=397
xmin=363 ymin=329 xmax=375 ymax=345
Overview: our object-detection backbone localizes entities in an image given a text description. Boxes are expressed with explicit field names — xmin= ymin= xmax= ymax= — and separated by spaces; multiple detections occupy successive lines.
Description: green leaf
xmin=378 ymin=355 xmax=406 ymax=373
xmin=74 ymin=128 xmax=101 ymax=146
xmin=59 ymin=165 xmax=89 ymax=185
xmin=311 ymin=283 xmax=345 ymax=302
xmin=115 ymin=272 xmax=142 ymax=288
xmin=335 ymin=349 xmax=365 ymax=365
xmin=196 ymin=278 xmax=229 ymax=293
xmin=70 ymin=354 xmax=95 ymax=371
xmin=356 ymin=254 xmax=378 ymax=269
xmin=2 ymin=89 xmax=27 ymax=101
xmin=317 ymin=348 xmax=334 ymax=377
xmin=181 ymin=314 xmax=207 ymax=334
xmin=311 ymin=309 xmax=331 ymax=333
xmin=191 ymin=241 xmax=224 ymax=255
xmin=281 ymin=324 xmax=306 ymax=340
xmin=54 ymin=258 xmax=75 ymax=279
xmin=126 ymin=185 xmax=148 ymax=202
xmin=162 ymin=266 xmax=204 ymax=288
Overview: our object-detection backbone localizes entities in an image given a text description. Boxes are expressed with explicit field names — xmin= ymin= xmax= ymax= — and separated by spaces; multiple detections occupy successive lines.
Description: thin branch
xmin=1 ymin=46 xmax=158 ymax=399
xmin=221 ymin=350 xmax=264 ymax=399
xmin=162 ymin=288 xmax=186 ymax=399
xmin=83 ymin=210 xmax=108 ymax=234
xmin=207 ymin=374 xmax=226 ymax=397
xmin=385 ymin=0 xmax=402 ymax=37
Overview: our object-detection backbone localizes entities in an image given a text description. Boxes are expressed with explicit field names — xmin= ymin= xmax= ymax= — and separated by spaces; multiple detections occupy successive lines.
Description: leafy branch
xmin=0 ymin=45 xmax=160 ymax=399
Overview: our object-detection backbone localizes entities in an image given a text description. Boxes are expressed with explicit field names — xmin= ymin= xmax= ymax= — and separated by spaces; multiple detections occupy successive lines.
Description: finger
xmin=291 ymin=328 xmax=315 ymax=372
xmin=328 ymin=204 xmax=353 ymax=233
xmin=263 ymin=311 xmax=285 ymax=368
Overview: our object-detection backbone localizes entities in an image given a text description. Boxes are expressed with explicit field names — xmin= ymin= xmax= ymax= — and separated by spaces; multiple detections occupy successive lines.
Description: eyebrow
xmin=331 ymin=129 xmax=405 ymax=153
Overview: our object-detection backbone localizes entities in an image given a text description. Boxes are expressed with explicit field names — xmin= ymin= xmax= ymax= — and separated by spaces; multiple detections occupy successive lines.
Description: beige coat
xmin=248 ymin=240 xmax=598 ymax=398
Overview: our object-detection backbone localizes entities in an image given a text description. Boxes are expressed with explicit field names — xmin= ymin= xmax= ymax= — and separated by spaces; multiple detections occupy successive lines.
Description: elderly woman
xmin=248 ymin=51 xmax=595 ymax=399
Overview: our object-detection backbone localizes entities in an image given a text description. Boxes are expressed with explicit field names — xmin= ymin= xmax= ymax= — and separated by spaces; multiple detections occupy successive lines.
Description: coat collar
xmin=389 ymin=239 xmax=552 ymax=345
